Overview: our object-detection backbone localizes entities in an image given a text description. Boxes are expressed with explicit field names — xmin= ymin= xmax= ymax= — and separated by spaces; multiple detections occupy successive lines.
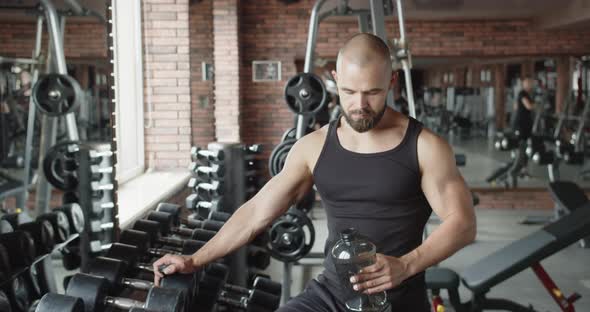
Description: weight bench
xmin=427 ymin=204 xmax=590 ymax=312
xmin=547 ymin=181 xmax=590 ymax=248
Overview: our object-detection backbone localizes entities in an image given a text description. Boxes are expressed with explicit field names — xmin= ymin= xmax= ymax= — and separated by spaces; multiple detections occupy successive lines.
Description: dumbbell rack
xmin=186 ymin=143 xmax=268 ymax=289
xmin=75 ymin=145 xmax=117 ymax=272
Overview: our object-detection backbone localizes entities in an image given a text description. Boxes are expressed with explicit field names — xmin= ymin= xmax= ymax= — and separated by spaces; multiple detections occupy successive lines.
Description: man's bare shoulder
xmin=299 ymin=124 xmax=329 ymax=151
xmin=417 ymin=126 xmax=450 ymax=152
xmin=417 ymin=126 xmax=457 ymax=173
xmin=289 ymin=124 xmax=330 ymax=169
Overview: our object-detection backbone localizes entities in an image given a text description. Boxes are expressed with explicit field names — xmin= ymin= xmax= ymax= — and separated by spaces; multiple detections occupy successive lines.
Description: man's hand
xmin=152 ymin=254 xmax=198 ymax=286
xmin=349 ymin=254 xmax=409 ymax=294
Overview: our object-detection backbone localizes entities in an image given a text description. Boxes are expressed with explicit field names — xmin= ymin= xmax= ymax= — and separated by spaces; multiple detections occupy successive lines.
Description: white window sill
xmin=117 ymin=169 xmax=191 ymax=229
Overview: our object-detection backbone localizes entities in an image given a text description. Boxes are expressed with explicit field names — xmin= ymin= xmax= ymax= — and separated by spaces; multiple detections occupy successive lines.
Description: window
xmin=112 ymin=0 xmax=145 ymax=184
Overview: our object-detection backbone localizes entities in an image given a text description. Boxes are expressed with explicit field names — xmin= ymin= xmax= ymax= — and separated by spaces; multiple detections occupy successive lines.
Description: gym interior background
xmin=1 ymin=0 xmax=590 ymax=311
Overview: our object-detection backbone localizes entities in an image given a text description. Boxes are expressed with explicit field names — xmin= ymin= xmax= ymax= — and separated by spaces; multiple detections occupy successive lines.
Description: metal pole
xmin=20 ymin=16 xmax=44 ymax=208
xmin=297 ymin=0 xmax=327 ymax=140
xmin=395 ymin=0 xmax=416 ymax=118
xmin=281 ymin=261 xmax=293 ymax=305
xmin=0 ymin=56 xmax=41 ymax=65
xmin=39 ymin=0 xmax=79 ymax=141
xmin=35 ymin=13 xmax=61 ymax=216
xmin=303 ymin=0 xmax=326 ymax=73
xmin=358 ymin=13 xmax=370 ymax=33
xmin=369 ymin=0 xmax=394 ymax=109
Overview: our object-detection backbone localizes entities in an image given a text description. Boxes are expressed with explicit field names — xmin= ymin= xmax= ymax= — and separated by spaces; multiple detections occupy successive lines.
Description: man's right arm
xmin=153 ymin=138 xmax=314 ymax=285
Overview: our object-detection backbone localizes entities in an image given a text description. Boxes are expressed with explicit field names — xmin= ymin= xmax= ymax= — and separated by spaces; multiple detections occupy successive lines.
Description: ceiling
xmin=0 ymin=0 xmax=106 ymax=23
xmin=317 ymin=0 xmax=590 ymax=29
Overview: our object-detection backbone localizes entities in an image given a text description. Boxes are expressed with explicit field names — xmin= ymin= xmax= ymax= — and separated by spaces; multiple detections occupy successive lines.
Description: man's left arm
xmin=351 ymin=129 xmax=476 ymax=294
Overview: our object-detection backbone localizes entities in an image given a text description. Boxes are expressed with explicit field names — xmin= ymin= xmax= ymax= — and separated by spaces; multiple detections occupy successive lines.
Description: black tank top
xmin=313 ymin=117 xmax=432 ymax=309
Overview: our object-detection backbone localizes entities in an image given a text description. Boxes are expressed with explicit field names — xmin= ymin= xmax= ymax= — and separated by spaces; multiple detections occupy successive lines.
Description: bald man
xmin=153 ymin=33 xmax=476 ymax=311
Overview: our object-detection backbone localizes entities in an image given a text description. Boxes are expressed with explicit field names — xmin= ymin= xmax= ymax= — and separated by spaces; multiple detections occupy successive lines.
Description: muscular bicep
xmin=249 ymin=140 xmax=314 ymax=226
xmin=418 ymin=131 xmax=474 ymax=221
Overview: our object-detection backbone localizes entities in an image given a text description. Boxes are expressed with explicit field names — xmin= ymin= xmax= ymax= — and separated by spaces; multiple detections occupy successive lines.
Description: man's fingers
xmin=363 ymin=280 xmax=395 ymax=294
xmin=353 ymin=275 xmax=391 ymax=292
xmin=162 ymin=264 xmax=178 ymax=275
xmin=153 ymin=254 xmax=174 ymax=286
xmin=350 ymin=270 xmax=382 ymax=283
xmin=358 ymin=259 xmax=384 ymax=274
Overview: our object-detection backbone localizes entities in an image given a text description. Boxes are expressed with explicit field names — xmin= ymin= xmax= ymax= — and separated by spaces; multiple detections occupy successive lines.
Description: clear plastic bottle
xmin=331 ymin=228 xmax=388 ymax=311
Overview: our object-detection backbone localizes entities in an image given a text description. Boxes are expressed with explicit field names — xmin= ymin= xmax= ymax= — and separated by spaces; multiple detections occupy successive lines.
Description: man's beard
xmin=342 ymin=105 xmax=386 ymax=133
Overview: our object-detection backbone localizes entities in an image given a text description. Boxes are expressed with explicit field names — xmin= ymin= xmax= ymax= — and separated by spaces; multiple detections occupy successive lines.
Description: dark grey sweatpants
xmin=277 ymin=275 xmax=430 ymax=312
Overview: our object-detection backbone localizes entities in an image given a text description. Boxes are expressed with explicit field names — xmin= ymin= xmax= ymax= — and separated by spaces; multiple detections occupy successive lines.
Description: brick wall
xmin=212 ymin=0 xmax=241 ymax=143
xmin=473 ymin=188 xmax=556 ymax=210
xmin=235 ymin=0 xmax=590 ymax=165
xmin=142 ymin=0 xmax=192 ymax=169
xmin=189 ymin=0 xmax=215 ymax=147
xmin=0 ymin=21 xmax=107 ymax=59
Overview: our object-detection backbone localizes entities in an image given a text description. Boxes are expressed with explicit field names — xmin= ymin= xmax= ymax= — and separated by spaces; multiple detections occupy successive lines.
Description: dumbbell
xmin=0 ymin=243 xmax=12 ymax=282
xmin=244 ymin=144 xmax=262 ymax=155
xmin=54 ymin=203 xmax=85 ymax=235
xmin=106 ymin=242 xmax=204 ymax=289
xmin=0 ymin=238 xmax=35 ymax=312
xmin=119 ymin=229 xmax=204 ymax=258
xmin=35 ymin=293 xmax=83 ymax=312
xmin=91 ymin=181 xmax=114 ymax=199
xmin=0 ymin=218 xmax=14 ymax=234
xmin=106 ymin=242 xmax=206 ymax=310
xmin=185 ymin=195 xmax=223 ymax=213
xmin=160 ymin=200 xmax=227 ymax=227
xmin=89 ymin=149 xmax=114 ymax=165
xmin=143 ymin=210 xmax=223 ymax=236
xmin=187 ymin=179 xmax=224 ymax=198
xmin=137 ymin=217 xmax=218 ymax=243
xmin=59 ymin=273 xmax=186 ymax=312
xmin=156 ymin=202 xmax=230 ymax=226
xmin=0 ymin=290 xmax=11 ymax=312
xmin=189 ymin=162 xmax=225 ymax=180
xmin=190 ymin=146 xmax=224 ymax=163
xmin=87 ymin=256 xmax=195 ymax=312
xmin=0 ymin=210 xmax=36 ymax=232
xmin=197 ymin=263 xmax=281 ymax=312
xmin=247 ymin=245 xmax=271 ymax=270
xmin=90 ymin=164 xmax=113 ymax=181
xmin=17 ymin=219 xmax=55 ymax=256
xmin=36 ymin=210 xmax=70 ymax=244
xmin=92 ymin=201 xmax=115 ymax=218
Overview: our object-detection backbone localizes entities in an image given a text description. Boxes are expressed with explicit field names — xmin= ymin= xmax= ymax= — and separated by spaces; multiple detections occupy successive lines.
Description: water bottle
xmin=331 ymin=228 xmax=388 ymax=311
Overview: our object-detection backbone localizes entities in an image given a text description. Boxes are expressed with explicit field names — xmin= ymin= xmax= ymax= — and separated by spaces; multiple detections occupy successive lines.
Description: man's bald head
xmin=336 ymin=33 xmax=392 ymax=77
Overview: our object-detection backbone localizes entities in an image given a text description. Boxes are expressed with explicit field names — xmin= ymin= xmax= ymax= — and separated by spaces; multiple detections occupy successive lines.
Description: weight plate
xmin=268 ymin=139 xmax=295 ymax=177
xmin=10 ymin=275 xmax=31 ymax=312
xmin=42 ymin=141 xmax=80 ymax=191
xmin=281 ymin=125 xmax=313 ymax=142
xmin=268 ymin=207 xmax=315 ymax=262
xmin=32 ymin=73 xmax=82 ymax=117
xmin=0 ymin=291 xmax=10 ymax=312
xmin=284 ymin=73 xmax=328 ymax=116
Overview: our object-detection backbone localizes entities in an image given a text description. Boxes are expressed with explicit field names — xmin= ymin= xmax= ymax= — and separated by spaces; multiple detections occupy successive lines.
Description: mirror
xmin=411 ymin=56 xmax=590 ymax=190
xmin=0 ymin=0 xmax=113 ymax=215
